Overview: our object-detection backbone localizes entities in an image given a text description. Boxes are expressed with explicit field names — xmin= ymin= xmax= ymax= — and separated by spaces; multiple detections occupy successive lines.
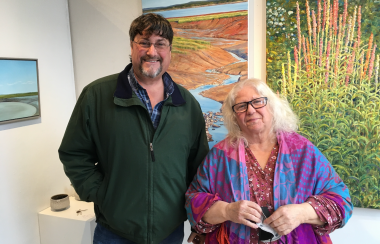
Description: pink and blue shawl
xmin=185 ymin=132 xmax=353 ymax=244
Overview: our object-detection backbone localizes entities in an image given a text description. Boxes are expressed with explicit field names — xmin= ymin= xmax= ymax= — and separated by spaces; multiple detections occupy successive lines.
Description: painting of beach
xmin=0 ymin=58 xmax=40 ymax=124
xmin=143 ymin=0 xmax=248 ymax=148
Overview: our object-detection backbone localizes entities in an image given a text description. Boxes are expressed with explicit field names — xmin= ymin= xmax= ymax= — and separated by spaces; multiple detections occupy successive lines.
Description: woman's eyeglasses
xmin=232 ymin=97 xmax=268 ymax=113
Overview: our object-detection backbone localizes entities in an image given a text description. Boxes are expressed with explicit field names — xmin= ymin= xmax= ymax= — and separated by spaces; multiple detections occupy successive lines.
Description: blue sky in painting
xmin=142 ymin=0 xmax=206 ymax=9
xmin=0 ymin=60 xmax=38 ymax=95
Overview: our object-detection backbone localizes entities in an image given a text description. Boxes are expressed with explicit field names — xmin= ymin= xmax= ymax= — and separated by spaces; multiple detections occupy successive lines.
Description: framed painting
xmin=143 ymin=0 xmax=248 ymax=148
xmin=0 ymin=58 xmax=41 ymax=124
xmin=266 ymin=0 xmax=380 ymax=209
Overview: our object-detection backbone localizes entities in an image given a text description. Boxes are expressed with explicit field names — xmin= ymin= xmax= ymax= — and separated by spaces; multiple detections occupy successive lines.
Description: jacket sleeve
xmin=186 ymin=104 xmax=209 ymax=187
xmin=58 ymin=87 xmax=103 ymax=203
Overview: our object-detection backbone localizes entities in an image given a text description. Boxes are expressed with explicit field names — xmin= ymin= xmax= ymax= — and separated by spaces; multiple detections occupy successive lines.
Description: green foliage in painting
xmin=0 ymin=92 xmax=38 ymax=99
xmin=172 ymin=37 xmax=211 ymax=54
xmin=269 ymin=0 xmax=380 ymax=209
xmin=168 ymin=11 xmax=247 ymax=23
xmin=267 ymin=0 xmax=298 ymax=92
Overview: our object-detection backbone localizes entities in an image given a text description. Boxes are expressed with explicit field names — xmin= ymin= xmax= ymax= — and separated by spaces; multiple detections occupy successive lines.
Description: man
xmin=59 ymin=13 xmax=208 ymax=244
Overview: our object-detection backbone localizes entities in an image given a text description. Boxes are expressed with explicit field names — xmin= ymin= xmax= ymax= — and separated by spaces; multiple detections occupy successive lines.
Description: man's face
xmin=131 ymin=31 xmax=171 ymax=81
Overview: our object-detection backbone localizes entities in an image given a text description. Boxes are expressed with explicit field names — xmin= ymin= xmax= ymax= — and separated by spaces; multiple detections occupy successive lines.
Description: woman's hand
xmin=225 ymin=200 xmax=262 ymax=229
xmin=263 ymin=203 xmax=324 ymax=235
xmin=187 ymin=232 xmax=206 ymax=244
xmin=202 ymin=200 xmax=262 ymax=229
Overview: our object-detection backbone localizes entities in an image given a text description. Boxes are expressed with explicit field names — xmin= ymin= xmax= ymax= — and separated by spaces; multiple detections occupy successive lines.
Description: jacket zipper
xmin=148 ymin=125 xmax=154 ymax=243
xmin=150 ymin=143 xmax=155 ymax=162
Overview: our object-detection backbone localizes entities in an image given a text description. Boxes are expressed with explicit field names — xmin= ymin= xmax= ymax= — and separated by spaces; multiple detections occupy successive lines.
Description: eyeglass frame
xmin=132 ymin=40 xmax=171 ymax=51
xmin=232 ymin=97 xmax=268 ymax=113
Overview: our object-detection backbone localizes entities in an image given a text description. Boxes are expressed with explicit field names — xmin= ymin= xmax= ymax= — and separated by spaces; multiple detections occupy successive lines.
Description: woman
xmin=185 ymin=79 xmax=352 ymax=244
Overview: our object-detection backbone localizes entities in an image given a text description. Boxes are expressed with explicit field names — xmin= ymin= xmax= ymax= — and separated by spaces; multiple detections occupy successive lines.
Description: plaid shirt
xmin=128 ymin=68 xmax=174 ymax=129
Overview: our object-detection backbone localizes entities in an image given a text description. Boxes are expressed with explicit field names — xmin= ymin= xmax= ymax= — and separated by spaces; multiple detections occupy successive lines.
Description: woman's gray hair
xmin=222 ymin=78 xmax=299 ymax=145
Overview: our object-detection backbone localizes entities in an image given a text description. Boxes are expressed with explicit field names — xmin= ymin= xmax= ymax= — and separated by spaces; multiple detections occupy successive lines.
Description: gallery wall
xmin=0 ymin=0 xmax=76 ymax=243
xmin=68 ymin=0 xmax=142 ymax=98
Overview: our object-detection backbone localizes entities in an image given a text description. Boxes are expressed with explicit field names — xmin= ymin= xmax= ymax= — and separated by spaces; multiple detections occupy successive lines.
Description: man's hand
xmin=225 ymin=200 xmax=262 ymax=229
xmin=187 ymin=232 xmax=205 ymax=244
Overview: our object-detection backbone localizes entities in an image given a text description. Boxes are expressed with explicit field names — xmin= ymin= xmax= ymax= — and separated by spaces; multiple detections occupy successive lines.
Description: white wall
xmin=68 ymin=0 xmax=142 ymax=98
xmin=248 ymin=0 xmax=267 ymax=81
xmin=0 ymin=0 xmax=76 ymax=243
xmin=330 ymin=207 xmax=380 ymax=243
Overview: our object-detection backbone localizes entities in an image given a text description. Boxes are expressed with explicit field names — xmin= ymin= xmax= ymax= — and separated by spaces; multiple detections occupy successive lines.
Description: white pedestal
xmin=38 ymin=197 xmax=97 ymax=244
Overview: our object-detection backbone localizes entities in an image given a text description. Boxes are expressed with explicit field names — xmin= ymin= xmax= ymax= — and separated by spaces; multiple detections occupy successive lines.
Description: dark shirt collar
xmin=114 ymin=63 xmax=185 ymax=106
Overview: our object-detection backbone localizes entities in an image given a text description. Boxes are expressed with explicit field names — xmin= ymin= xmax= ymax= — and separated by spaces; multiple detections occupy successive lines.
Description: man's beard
xmin=139 ymin=56 xmax=163 ymax=78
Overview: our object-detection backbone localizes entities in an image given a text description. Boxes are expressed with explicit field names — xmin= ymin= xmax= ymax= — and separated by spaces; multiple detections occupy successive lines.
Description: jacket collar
xmin=114 ymin=63 xmax=186 ymax=106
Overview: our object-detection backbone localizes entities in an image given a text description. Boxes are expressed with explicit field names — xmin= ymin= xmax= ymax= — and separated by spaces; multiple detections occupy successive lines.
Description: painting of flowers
xmin=267 ymin=0 xmax=380 ymax=209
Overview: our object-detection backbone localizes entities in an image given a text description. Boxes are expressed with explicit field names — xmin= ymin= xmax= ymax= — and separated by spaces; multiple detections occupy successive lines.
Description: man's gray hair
xmin=222 ymin=79 xmax=299 ymax=145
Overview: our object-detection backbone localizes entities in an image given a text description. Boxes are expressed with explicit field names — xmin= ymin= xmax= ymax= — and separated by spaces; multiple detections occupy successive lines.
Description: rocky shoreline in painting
xmin=204 ymin=111 xmax=224 ymax=142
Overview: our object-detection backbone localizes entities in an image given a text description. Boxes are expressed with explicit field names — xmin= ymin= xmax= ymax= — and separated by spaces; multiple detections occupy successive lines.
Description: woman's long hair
xmin=222 ymin=79 xmax=299 ymax=146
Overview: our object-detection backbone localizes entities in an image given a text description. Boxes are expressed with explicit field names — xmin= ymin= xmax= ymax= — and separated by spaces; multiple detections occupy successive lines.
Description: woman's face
xmin=234 ymin=86 xmax=273 ymax=137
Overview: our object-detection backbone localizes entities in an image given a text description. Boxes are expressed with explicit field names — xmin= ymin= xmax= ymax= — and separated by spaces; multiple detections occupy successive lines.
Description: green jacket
xmin=58 ymin=64 xmax=209 ymax=243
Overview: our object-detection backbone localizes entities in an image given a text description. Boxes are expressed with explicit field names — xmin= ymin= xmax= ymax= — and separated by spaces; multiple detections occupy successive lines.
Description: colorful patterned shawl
xmin=185 ymin=132 xmax=353 ymax=244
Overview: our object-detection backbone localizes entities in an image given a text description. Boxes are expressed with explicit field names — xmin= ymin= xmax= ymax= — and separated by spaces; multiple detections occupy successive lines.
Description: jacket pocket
xmin=95 ymin=174 xmax=109 ymax=208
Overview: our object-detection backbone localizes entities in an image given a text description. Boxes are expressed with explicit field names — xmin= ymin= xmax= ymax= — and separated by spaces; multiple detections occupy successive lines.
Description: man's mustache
xmin=140 ymin=55 xmax=162 ymax=63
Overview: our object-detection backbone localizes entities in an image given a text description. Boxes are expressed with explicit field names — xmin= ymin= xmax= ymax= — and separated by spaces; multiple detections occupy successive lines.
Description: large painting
xmin=143 ymin=0 xmax=248 ymax=148
xmin=0 ymin=58 xmax=40 ymax=124
xmin=266 ymin=0 xmax=380 ymax=209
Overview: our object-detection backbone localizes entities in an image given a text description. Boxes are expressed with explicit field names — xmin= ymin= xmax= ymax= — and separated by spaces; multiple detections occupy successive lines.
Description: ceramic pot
xmin=50 ymin=194 xmax=70 ymax=211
